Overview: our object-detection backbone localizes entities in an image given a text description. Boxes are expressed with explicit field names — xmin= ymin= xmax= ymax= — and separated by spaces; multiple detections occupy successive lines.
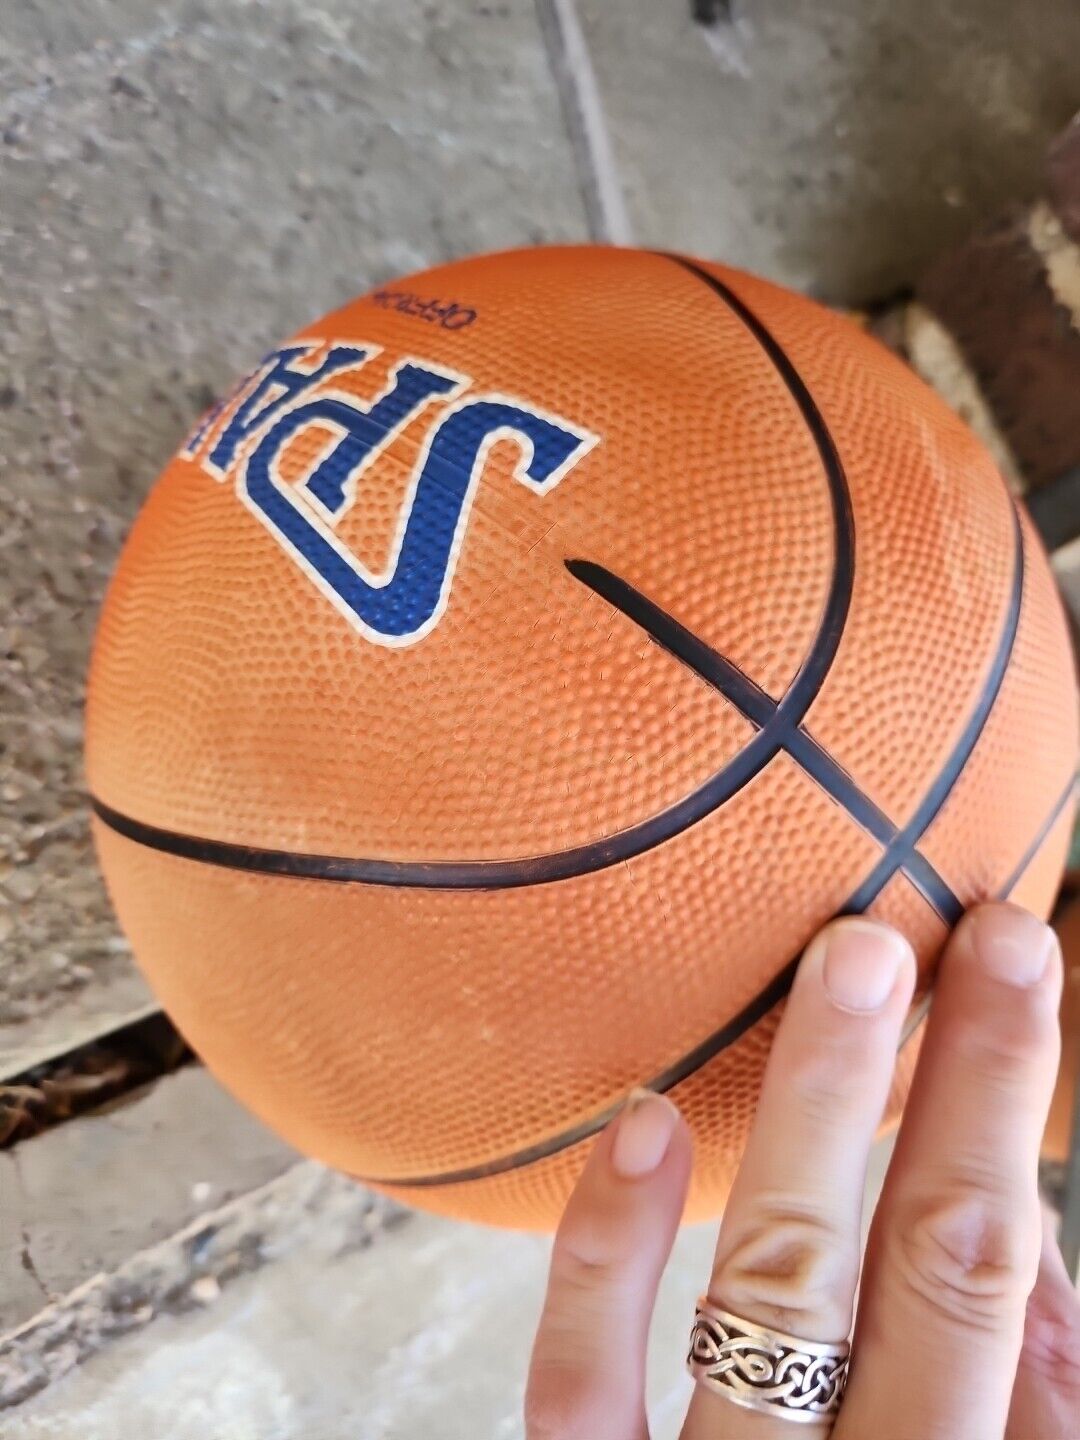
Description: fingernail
xmin=814 ymin=919 xmax=910 ymax=1013
xmin=610 ymin=1088 xmax=679 ymax=1178
xmin=968 ymin=905 xmax=1058 ymax=987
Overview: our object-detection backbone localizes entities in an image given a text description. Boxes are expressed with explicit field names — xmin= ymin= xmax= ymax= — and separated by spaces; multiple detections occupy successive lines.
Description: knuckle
xmin=890 ymin=1190 xmax=1040 ymax=1329
xmin=547 ymin=1236 xmax=638 ymax=1325
xmin=552 ymin=1215 xmax=639 ymax=1296
xmin=787 ymin=1031 xmax=879 ymax=1120
xmin=524 ymin=1373 xmax=593 ymax=1440
xmin=526 ymin=1346 xmax=637 ymax=1440
xmin=1025 ymin=1296 xmax=1080 ymax=1393
xmin=549 ymin=1210 xmax=628 ymax=1292
xmin=550 ymin=1246 xmax=620 ymax=1306
xmin=523 ymin=1387 xmax=564 ymax=1440
xmin=715 ymin=1200 xmax=857 ymax=1336
xmin=1020 ymin=1296 xmax=1080 ymax=1394
xmin=952 ymin=1007 xmax=1053 ymax=1091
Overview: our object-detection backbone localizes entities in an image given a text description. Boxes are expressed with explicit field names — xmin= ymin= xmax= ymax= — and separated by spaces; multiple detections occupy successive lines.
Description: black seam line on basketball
xmin=844 ymin=502 xmax=1025 ymax=917
xmin=900 ymin=775 xmax=1077 ymax=1046
xmin=361 ymin=957 xmax=800 ymax=1188
xmin=89 ymin=263 xmax=858 ymax=891
xmin=360 ymin=774 xmax=1068 ymax=1191
xmin=1001 ymin=773 xmax=1077 ymax=899
xmin=566 ymin=558 xmax=961 ymax=924
xmin=362 ymin=507 xmax=1029 ymax=1190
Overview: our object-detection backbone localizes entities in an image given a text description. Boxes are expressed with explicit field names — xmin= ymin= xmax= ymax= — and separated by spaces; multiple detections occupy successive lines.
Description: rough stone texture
xmin=1030 ymin=200 xmax=1080 ymax=327
xmin=1047 ymin=111 xmax=1080 ymax=243
xmin=901 ymin=301 xmax=1023 ymax=492
xmin=917 ymin=205 xmax=1080 ymax=491
xmin=575 ymin=0 xmax=1080 ymax=302
xmin=0 ymin=0 xmax=587 ymax=1064
xmin=0 ymin=1163 xmax=402 ymax=1412
xmin=0 ymin=974 xmax=157 ymax=1083
xmin=0 ymin=1066 xmax=297 ymax=1338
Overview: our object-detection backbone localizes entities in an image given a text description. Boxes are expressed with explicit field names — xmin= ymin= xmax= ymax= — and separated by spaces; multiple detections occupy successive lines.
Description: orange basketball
xmin=85 ymin=246 xmax=1078 ymax=1229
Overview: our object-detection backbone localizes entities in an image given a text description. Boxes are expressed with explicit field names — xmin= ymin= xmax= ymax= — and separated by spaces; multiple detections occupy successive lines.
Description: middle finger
xmin=682 ymin=916 xmax=915 ymax=1438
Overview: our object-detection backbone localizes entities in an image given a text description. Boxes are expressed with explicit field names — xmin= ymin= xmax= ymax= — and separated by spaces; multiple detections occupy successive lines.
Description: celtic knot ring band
xmin=687 ymin=1296 xmax=850 ymax=1424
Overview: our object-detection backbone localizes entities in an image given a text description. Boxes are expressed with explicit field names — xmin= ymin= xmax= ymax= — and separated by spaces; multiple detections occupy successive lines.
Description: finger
xmin=682 ymin=917 xmax=916 ymax=1439
xmin=1005 ymin=1204 xmax=1080 ymax=1440
xmin=839 ymin=903 xmax=1063 ymax=1440
xmin=525 ymin=1089 xmax=691 ymax=1440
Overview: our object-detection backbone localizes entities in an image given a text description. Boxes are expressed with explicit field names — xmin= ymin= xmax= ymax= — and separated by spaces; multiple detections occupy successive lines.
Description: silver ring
xmin=687 ymin=1296 xmax=849 ymax=1425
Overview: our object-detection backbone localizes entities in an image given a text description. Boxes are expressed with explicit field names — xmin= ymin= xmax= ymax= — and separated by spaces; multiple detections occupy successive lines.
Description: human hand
xmin=525 ymin=903 xmax=1080 ymax=1439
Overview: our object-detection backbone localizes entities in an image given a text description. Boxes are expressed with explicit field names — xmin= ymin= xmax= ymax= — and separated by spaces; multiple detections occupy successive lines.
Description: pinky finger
xmin=525 ymin=1090 xmax=692 ymax=1440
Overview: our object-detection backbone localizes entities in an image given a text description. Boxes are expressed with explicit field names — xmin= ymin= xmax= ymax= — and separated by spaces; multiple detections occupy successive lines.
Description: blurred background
xmin=2 ymin=2 xmax=1079 ymax=1435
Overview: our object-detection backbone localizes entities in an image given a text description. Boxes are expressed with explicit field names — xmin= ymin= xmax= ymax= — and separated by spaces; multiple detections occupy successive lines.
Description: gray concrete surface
xmin=0 ymin=1162 xmax=400 ymax=1413
xmin=1 ymin=1158 xmax=714 ymax=1440
xmin=577 ymin=0 xmax=1080 ymax=301
xmin=0 ymin=1066 xmax=296 ymax=1337
xmin=0 ymin=0 xmax=588 ymax=1070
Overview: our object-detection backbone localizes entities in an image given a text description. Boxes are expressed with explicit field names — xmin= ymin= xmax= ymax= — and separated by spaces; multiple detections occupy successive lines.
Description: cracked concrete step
xmin=1 ymin=1152 xmax=716 ymax=1440
xmin=0 ymin=0 xmax=588 ymax=1079
xmin=0 ymin=1162 xmax=403 ymax=1418
xmin=0 ymin=1066 xmax=297 ymax=1341
xmin=0 ymin=981 xmax=159 ymax=1087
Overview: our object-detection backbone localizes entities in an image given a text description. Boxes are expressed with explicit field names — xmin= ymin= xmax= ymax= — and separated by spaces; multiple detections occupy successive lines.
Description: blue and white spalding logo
xmin=183 ymin=341 xmax=597 ymax=646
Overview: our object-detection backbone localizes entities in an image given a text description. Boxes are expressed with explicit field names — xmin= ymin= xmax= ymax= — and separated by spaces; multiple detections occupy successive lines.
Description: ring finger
xmin=682 ymin=916 xmax=916 ymax=1439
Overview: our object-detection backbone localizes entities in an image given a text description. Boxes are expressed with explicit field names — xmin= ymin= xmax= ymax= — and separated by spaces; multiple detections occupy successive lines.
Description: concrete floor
xmin=2 ymin=1168 xmax=714 ymax=1440
xmin=1 ymin=0 xmax=1077 ymax=1433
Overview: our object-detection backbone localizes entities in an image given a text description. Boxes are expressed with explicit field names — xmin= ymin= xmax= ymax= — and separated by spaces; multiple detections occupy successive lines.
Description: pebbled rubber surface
xmin=87 ymin=246 xmax=1079 ymax=1227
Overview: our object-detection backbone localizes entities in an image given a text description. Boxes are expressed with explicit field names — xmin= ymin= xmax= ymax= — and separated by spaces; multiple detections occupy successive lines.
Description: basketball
xmin=85 ymin=245 xmax=1078 ymax=1229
